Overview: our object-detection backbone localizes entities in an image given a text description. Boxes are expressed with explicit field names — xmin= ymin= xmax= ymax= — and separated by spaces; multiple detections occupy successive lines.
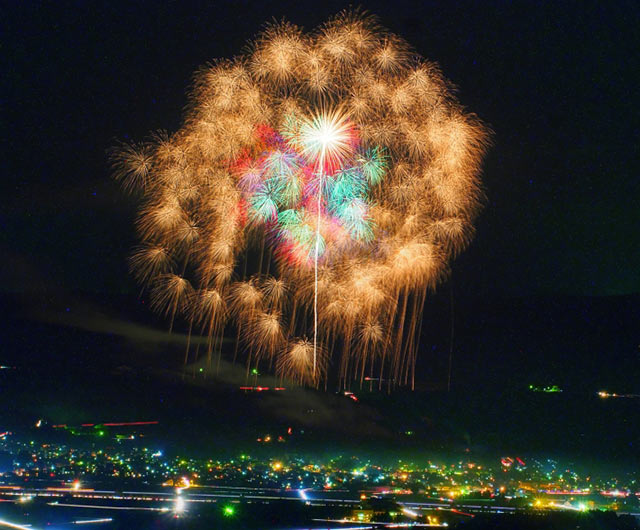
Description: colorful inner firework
xmin=233 ymin=111 xmax=387 ymax=266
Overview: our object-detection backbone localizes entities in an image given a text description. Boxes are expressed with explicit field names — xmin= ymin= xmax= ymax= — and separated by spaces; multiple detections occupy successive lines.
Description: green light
xmin=529 ymin=384 xmax=562 ymax=393
xmin=251 ymin=368 xmax=259 ymax=375
xmin=223 ymin=505 xmax=235 ymax=517
xmin=199 ymin=368 xmax=204 ymax=372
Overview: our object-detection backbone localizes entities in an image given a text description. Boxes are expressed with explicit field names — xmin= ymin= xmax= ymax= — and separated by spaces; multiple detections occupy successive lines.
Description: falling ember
xmin=113 ymin=10 xmax=490 ymax=390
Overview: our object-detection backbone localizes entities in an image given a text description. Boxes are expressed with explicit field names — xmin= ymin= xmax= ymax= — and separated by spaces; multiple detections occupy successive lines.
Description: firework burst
xmin=113 ymin=10 xmax=490 ymax=390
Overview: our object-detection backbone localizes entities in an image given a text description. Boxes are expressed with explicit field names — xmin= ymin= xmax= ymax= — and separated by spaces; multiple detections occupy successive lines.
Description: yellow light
xmin=272 ymin=461 xmax=283 ymax=471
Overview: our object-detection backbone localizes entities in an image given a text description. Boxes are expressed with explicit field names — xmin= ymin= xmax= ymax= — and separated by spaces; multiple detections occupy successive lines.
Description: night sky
xmin=2 ymin=1 xmax=639 ymax=401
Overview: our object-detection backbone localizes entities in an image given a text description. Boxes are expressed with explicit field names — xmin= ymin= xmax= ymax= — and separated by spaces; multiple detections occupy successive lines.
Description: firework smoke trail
xmin=112 ymin=10 xmax=490 ymax=389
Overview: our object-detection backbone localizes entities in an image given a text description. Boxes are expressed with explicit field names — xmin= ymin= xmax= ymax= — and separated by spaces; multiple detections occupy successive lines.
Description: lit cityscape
xmin=1 ymin=427 xmax=639 ymax=527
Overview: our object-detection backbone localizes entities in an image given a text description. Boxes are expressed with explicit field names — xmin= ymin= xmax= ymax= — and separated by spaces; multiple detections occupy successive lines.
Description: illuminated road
xmin=1 ymin=484 xmax=639 ymax=528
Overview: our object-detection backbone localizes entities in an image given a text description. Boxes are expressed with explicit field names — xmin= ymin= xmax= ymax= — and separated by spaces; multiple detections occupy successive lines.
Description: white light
xmin=298 ymin=109 xmax=355 ymax=170
xmin=401 ymin=507 xmax=419 ymax=518
xmin=0 ymin=518 xmax=34 ymax=530
xmin=173 ymin=496 xmax=186 ymax=513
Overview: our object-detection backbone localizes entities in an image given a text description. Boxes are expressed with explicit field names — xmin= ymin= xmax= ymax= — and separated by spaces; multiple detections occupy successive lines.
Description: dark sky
xmin=1 ymin=2 xmax=639 ymax=455
xmin=2 ymin=0 xmax=639 ymax=303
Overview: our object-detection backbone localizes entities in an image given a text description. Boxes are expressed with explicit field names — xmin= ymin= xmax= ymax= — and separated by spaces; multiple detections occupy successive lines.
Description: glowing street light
xmin=173 ymin=496 xmax=186 ymax=514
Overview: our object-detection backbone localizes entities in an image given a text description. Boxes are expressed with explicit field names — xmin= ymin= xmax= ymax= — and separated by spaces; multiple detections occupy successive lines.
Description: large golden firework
xmin=113 ymin=11 xmax=490 ymax=390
